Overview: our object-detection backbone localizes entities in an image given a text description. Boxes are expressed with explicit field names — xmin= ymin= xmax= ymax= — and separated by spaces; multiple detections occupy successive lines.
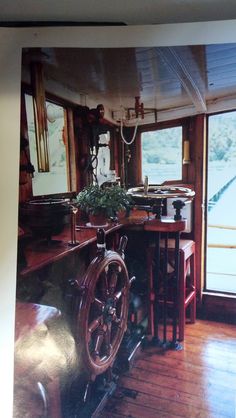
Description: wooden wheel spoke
xmin=114 ymin=286 xmax=126 ymax=303
xmin=93 ymin=297 xmax=105 ymax=312
xmin=88 ymin=315 xmax=103 ymax=335
xmin=114 ymin=316 xmax=122 ymax=325
xmin=93 ymin=332 xmax=104 ymax=360
xmin=101 ymin=271 xmax=109 ymax=298
xmin=104 ymin=323 xmax=112 ymax=356
xmin=108 ymin=266 xmax=119 ymax=296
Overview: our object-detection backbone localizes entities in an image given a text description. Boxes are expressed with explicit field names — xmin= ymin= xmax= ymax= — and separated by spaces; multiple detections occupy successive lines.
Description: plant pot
xmin=88 ymin=213 xmax=108 ymax=227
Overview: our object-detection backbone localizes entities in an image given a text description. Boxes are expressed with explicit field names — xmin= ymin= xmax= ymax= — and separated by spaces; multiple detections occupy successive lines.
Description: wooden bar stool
xmin=144 ymin=217 xmax=186 ymax=349
xmin=160 ymin=239 xmax=196 ymax=341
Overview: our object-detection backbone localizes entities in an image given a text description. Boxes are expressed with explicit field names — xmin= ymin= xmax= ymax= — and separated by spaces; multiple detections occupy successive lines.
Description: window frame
xmin=204 ymin=109 xmax=236 ymax=295
xmin=135 ymin=118 xmax=189 ymax=186
xmin=21 ymin=82 xmax=78 ymax=197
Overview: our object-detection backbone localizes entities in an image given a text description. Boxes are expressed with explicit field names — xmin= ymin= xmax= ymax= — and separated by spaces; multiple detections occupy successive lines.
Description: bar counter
xmin=18 ymin=221 xmax=125 ymax=278
xmin=18 ymin=208 xmax=167 ymax=279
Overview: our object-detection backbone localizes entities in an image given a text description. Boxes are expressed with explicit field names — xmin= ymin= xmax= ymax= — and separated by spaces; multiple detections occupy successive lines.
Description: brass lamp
xmin=183 ymin=139 xmax=191 ymax=164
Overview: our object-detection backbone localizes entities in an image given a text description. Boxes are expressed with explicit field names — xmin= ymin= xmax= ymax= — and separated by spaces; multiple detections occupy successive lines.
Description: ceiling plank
xmin=156 ymin=46 xmax=207 ymax=113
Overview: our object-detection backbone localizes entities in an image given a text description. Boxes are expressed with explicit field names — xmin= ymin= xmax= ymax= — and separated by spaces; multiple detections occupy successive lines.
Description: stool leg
xmin=172 ymin=232 xmax=180 ymax=346
xmin=153 ymin=231 xmax=161 ymax=343
xmin=163 ymin=233 xmax=169 ymax=345
xmin=147 ymin=245 xmax=155 ymax=337
xmin=178 ymin=251 xmax=186 ymax=342
xmin=189 ymin=250 xmax=196 ymax=324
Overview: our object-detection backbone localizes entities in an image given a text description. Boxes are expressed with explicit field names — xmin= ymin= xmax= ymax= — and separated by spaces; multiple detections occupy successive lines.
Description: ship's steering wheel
xmin=76 ymin=232 xmax=131 ymax=378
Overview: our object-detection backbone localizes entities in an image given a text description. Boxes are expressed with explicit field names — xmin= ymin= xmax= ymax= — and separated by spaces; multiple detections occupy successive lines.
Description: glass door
xmin=206 ymin=111 xmax=236 ymax=294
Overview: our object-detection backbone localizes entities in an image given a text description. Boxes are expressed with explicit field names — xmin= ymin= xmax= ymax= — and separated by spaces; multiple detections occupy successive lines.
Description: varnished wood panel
xmin=18 ymin=222 xmax=123 ymax=277
xmin=191 ymin=114 xmax=206 ymax=303
xmin=100 ymin=320 xmax=236 ymax=418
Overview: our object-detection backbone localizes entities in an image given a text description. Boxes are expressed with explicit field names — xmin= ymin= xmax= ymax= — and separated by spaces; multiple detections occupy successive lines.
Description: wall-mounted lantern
xmin=183 ymin=139 xmax=191 ymax=164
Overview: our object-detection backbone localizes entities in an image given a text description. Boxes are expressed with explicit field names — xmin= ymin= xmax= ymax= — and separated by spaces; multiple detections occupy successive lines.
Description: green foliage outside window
xmin=142 ymin=126 xmax=182 ymax=184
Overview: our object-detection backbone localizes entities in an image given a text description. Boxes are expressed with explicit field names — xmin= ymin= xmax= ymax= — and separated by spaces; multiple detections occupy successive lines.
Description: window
xmin=141 ymin=126 xmax=183 ymax=184
xmin=25 ymin=94 xmax=70 ymax=196
xmin=206 ymin=111 xmax=236 ymax=294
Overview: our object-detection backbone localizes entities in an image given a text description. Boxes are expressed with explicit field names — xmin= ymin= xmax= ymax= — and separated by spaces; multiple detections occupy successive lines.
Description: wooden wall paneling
xmin=19 ymin=93 xmax=33 ymax=203
xmin=67 ymin=108 xmax=79 ymax=192
xmin=73 ymin=110 xmax=91 ymax=189
xmin=191 ymin=114 xmax=206 ymax=304
xmin=63 ymin=107 xmax=71 ymax=191
xmin=186 ymin=117 xmax=197 ymax=184
xmin=201 ymin=294 xmax=236 ymax=323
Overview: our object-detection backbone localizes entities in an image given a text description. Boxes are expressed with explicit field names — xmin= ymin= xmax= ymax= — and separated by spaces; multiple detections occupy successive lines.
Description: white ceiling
xmin=1 ymin=0 xmax=236 ymax=25
xmin=22 ymin=44 xmax=236 ymax=123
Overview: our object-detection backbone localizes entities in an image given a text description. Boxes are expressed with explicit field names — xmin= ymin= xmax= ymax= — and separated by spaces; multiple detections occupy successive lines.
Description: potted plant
xmin=76 ymin=183 xmax=132 ymax=226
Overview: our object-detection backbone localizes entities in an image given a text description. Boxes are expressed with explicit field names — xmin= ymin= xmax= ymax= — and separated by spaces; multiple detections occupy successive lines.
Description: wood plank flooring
xmin=99 ymin=320 xmax=236 ymax=418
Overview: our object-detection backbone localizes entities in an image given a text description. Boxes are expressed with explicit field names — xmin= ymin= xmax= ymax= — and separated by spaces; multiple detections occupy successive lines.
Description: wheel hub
xmin=104 ymin=298 xmax=116 ymax=323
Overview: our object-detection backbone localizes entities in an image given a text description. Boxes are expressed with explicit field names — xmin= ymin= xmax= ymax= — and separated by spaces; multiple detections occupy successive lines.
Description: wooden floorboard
xmin=99 ymin=320 xmax=236 ymax=418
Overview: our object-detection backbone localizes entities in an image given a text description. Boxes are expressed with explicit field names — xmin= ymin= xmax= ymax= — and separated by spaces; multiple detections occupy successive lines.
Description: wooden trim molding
xmin=191 ymin=114 xmax=206 ymax=303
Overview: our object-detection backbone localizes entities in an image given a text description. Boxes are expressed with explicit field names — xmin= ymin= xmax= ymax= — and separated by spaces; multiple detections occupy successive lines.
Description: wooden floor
xmin=99 ymin=320 xmax=236 ymax=418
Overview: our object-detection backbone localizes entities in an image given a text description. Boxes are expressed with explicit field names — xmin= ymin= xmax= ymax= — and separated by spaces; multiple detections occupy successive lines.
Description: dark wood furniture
xmin=144 ymin=217 xmax=187 ymax=348
xmin=14 ymin=302 xmax=62 ymax=418
xmin=16 ymin=225 xmax=131 ymax=418
xmin=18 ymin=222 xmax=123 ymax=278
xmin=160 ymin=238 xmax=196 ymax=341
xmin=65 ymin=229 xmax=135 ymax=417
xmin=15 ymin=214 xmax=197 ymax=416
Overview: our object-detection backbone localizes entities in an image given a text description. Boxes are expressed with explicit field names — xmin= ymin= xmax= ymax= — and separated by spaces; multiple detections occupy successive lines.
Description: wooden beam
xmin=156 ymin=47 xmax=207 ymax=113
xmin=190 ymin=114 xmax=206 ymax=303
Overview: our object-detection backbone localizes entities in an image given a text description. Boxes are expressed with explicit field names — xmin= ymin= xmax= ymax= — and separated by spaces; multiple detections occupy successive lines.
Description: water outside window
xmin=25 ymin=94 xmax=69 ymax=196
xmin=141 ymin=126 xmax=182 ymax=184
xmin=206 ymin=111 xmax=236 ymax=294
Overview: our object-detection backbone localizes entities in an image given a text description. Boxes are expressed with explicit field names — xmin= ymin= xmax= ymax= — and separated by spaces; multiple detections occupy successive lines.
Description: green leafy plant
xmin=76 ymin=184 xmax=132 ymax=218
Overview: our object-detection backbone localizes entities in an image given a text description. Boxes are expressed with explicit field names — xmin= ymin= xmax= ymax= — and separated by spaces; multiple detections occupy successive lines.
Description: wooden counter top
xmin=19 ymin=221 xmax=123 ymax=277
xmin=18 ymin=212 xmax=180 ymax=278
